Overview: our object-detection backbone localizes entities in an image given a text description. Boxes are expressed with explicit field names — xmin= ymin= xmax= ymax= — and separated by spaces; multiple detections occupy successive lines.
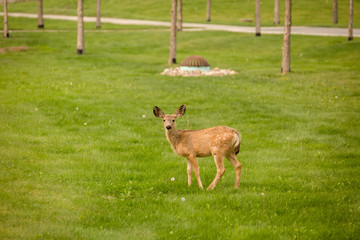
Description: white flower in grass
xmin=35 ymin=108 xmax=38 ymax=111
xmin=181 ymin=197 xmax=186 ymax=202
xmin=76 ymin=107 xmax=79 ymax=111
xmin=171 ymin=177 xmax=175 ymax=182
xmin=261 ymin=192 xmax=265 ymax=196
xmin=84 ymin=122 xmax=87 ymax=126
xmin=69 ymin=82 xmax=73 ymax=85
xmin=142 ymin=114 xmax=146 ymax=118
xmin=335 ymin=96 xmax=338 ymax=99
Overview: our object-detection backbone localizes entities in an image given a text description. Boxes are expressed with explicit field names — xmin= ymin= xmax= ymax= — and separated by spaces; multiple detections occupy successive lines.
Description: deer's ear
xmin=153 ymin=106 xmax=165 ymax=118
xmin=175 ymin=104 xmax=186 ymax=118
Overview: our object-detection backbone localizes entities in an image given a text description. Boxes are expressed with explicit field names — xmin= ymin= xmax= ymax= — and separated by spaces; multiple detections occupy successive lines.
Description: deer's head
xmin=153 ymin=104 xmax=186 ymax=130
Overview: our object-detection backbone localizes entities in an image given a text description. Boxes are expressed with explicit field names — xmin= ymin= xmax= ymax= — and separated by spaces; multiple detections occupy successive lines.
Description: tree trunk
xmin=206 ymin=0 xmax=211 ymax=22
xmin=255 ymin=0 xmax=261 ymax=36
xmin=281 ymin=0 xmax=291 ymax=74
xmin=3 ymin=0 xmax=9 ymax=38
xmin=333 ymin=0 xmax=338 ymax=24
xmin=38 ymin=0 xmax=44 ymax=28
xmin=274 ymin=0 xmax=280 ymax=25
xmin=177 ymin=0 xmax=182 ymax=31
xmin=96 ymin=0 xmax=101 ymax=28
xmin=77 ymin=0 xmax=84 ymax=54
xmin=348 ymin=0 xmax=354 ymax=40
xmin=169 ymin=0 xmax=177 ymax=64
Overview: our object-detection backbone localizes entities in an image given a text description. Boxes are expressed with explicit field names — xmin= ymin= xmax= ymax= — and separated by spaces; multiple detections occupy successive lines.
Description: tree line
xmin=2 ymin=0 xmax=356 ymax=74
xmin=167 ymin=0 xmax=355 ymax=74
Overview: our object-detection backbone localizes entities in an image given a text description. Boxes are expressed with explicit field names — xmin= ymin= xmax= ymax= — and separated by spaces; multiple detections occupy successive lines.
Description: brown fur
xmin=154 ymin=104 xmax=242 ymax=190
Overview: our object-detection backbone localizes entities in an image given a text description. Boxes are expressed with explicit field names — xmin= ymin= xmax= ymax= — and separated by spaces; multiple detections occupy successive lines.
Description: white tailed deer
xmin=153 ymin=104 xmax=242 ymax=190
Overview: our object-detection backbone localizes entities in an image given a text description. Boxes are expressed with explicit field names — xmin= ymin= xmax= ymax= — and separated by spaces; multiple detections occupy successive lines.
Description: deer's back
xmin=177 ymin=126 xmax=240 ymax=157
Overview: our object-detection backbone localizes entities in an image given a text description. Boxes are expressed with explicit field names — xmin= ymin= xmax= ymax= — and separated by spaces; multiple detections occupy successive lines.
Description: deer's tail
xmin=234 ymin=131 xmax=241 ymax=155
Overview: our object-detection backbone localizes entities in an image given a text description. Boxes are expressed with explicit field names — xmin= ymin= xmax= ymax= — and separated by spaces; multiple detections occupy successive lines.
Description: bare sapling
xmin=153 ymin=105 xmax=242 ymax=190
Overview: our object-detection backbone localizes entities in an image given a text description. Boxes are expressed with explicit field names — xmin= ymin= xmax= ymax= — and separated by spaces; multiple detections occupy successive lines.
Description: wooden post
xmin=348 ymin=0 xmax=354 ymax=40
xmin=169 ymin=0 xmax=177 ymax=64
xmin=3 ymin=0 xmax=9 ymax=38
xmin=281 ymin=0 xmax=291 ymax=74
xmin=206 ymin=0 xmax=211 ymax=22
xmin=274 ymin=0 xmax=280 ymax=25
xmin=38 ymin=0 xmax=44 ymax=28
xmin=77 ymin=0 xmax=84 ymax=54
xmin=96 ymin=0 xmax=101 ymax=28
xmin=333 ymin=0 xmax=338 ymax=24
xmin=255 ymin=0 xmax=261 ymax=36
xmin=177 ymin=0 xmax=182 ymax=31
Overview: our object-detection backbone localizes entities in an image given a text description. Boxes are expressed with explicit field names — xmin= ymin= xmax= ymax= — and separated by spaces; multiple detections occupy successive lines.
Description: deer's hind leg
xmin=227 ymin=153 xmax=242 ymax=189
xmin=207 ymin=154 xmax=226 ymax=191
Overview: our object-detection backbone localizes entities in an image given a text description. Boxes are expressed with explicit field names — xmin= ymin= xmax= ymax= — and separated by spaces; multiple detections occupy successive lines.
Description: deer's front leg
xmin=187 ymin=155 xmax=203 ymax=189
xmin=187 ymin=160 xmax=193 ymax=187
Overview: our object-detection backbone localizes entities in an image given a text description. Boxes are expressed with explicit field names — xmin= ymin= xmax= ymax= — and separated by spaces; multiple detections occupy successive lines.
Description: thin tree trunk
xmin=281 ymin=0 xmax=291 ymax=74
xmin=177 ymin=0 xmax=182 ymax=31
xmin=348 ymin=0 xmax=354 ymax=40
xmin=255 ymin=0 xmax=261 ymax=36
xmin=38 ymin=0 xmax=44 ymax=28
xmin=274 ymin=0 xmax=280 ymax=25
xmin=169 ymin=0 xmax=177 ymax=64
xmin=77 ymin=0 xmax=84 ymax=54
xmin=333 ymin=0 xmax=338 ymax=24
xmin=96 ymin=0 xmax=101 ymax=28
xmin=3 ymin=0 xmax=9 ymax=38
xmin=206 ymin=0 xmax=211 ymax=22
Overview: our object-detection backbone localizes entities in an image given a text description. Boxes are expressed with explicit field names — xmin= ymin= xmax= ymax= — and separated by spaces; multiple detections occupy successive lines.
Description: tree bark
xmin=96 ymin=0 xmax=101 ymax=28
xmin=177 ymin=0 xmax=182 ymax=31
xmin=206 ymin=0 xmax=211 ymax=22
xmin=255 ymin=0 xmax=261 ymax=36
xmin=333 ymin=0 xmax=338 ymax=24
xmin=3 ymin=0 xmax=9 ymax=38
xmin=274 ymin=0 xmax=280 ymax=25
xmin=169 ymin=0 xmax=177 ymax=64
xmin=77 ymin=0 xmax=84 ymax=54
xmin=281 ymin=0 xmax=291 ymax=74
xmin=348 ymin=0 xmax=354 ymax=40
xmin=38 ymin=0 xmax=44 ymax=28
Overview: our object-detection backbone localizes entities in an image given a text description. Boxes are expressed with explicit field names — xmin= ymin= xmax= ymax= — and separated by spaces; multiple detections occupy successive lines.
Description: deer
xmin=153 ymin=104 xmax=242 ymax=190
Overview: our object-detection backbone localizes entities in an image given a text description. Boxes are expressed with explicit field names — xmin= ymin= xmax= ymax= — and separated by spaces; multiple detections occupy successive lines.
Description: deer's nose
xmin=166 ymin=125 xmax=172 ymax=130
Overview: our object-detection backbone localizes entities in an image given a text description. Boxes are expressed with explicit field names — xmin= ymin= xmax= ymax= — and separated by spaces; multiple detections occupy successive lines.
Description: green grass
xmin=1 ymin=17 xmax=360 ymax=239
xmin=4 ymin=0 xmax=360 ymax=28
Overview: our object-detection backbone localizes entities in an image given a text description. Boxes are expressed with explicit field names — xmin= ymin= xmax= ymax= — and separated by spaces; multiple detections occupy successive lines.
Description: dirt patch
xmin=161 ymin=67 xmax=237 ymax=77
xmin=239 ymin=18 xmax=253 ymax=23
xmin=0 ymin=46 xmax=30 ymax=54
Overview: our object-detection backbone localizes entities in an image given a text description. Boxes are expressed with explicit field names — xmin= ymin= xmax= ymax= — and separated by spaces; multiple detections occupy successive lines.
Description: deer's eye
xmin=172 ymin=120 xmax=175 ymax=122
xmin=163 ymin=119 xmax=165 ymax=122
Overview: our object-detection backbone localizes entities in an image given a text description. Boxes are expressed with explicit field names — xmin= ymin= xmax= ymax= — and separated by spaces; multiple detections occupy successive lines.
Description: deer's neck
xmin=165 ymin=127 xmax=181 ymax=153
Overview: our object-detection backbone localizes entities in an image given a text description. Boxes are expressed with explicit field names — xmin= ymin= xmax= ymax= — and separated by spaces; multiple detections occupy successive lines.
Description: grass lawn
xmin=0 ymin=17 xmax=360 ymax=239
xmin=4 ymin=0 xmax=360 ymax=28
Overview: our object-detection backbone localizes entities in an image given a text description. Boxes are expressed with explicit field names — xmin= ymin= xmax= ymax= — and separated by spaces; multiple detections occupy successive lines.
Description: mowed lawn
xmin=1 ymin=17 xmax=360 ymax=239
